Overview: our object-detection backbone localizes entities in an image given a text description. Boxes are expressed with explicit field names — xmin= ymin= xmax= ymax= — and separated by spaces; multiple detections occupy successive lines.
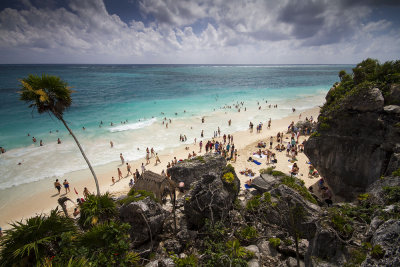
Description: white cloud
xmin=0 ymin=0 xmax=399 ymax=63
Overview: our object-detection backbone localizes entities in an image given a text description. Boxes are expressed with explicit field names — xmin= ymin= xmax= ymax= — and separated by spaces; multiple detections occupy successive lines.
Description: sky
xmin=0 ymin=0 xmax=399 ymax=64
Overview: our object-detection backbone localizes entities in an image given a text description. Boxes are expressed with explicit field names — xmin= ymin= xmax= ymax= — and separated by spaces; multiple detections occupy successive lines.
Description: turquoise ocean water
xmin=0 ymin=64 xmax=353 ymax=190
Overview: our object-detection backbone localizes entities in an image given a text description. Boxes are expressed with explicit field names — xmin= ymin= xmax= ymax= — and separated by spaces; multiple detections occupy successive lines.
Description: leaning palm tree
xmin=19 ymin=74 xmax=100 ymax=196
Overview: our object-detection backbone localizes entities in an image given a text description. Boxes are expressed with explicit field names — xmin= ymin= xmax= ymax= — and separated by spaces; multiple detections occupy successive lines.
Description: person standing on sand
xmin=83 ymin=187 xmax=90 ymax=198
xmin=57 ymin=138 xmax=61 ymax=144
xmin=110 ymin=141 xmax=113 ymax=148
xmin=118 ymin=168 xmax=123 ymax=180
xmin=146 ymin=152 xmax=150 ymax=164
xmin=120 ymin=153 xmax=124 ymax=164
xmin=126 ymin=163 xmax=133 ymax=176
xmin=63 ymin=179 xmax=70 ymax=194
xmin=112 ymin=176 xmax=115 ymax=185
xmin=199 ymin=140 xmax=203 ymax=153
xmin=135 ymin=169 xmax=140 ymax=181
xmin=141 ymin=163 xmax=146 ymax=174
xmin=54 ymin=179 xmax=61 ymax=194
xmin=155 ymin=153 xmax=161 ymax=165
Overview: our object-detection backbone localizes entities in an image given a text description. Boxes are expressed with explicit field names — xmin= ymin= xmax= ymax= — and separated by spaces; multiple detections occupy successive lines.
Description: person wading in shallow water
xmin=54 ymin=179 xmax=61 ymax=194
xmin=63 ymin=179 xmax=70 ymax=194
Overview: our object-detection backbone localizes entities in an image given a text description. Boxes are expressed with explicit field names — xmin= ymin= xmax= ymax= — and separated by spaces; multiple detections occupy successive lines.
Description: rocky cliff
xmin=305 ymin=60 xmax=400 ymax=199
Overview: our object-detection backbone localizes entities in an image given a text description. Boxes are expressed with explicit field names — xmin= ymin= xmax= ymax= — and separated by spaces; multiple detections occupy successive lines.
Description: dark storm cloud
xmin=278 ymin=0 xmax=326 ymax=39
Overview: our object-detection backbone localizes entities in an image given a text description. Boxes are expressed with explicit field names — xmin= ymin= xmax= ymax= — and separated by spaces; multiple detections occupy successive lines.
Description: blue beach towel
xmin=252 ymin=160 xmax=261 ymax=165
xmin=244 ymin=184 xmax=253 ymax=189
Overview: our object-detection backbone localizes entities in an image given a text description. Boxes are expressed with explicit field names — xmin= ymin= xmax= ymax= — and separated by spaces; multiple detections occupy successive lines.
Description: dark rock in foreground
xmin=184 ymin=171 xmax=240 ymax=229
xmin=305 ymin=86 xmax=400 ymax=200
xmin=168 ymin=154 xmax=227 ymax=190
xmin=119 ymin=197 xmax=169 ymax=247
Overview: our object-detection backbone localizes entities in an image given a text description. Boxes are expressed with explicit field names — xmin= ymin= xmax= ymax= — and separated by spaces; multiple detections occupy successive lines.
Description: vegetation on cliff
xmin=322 ymin=58 xmax=400 ymax=114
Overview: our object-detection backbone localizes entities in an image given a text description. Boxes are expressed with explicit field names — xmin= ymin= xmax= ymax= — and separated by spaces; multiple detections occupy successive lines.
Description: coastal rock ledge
xmin=305 ymin=82 xmax=400 ymax=199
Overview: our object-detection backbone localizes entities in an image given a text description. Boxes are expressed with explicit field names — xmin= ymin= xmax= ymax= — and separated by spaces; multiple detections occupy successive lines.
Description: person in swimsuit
xmin=54 ymin=179 xmax=61 ymax=194
xmin=83 ymin=187 xmax=90 ymax=198
xmin=63 ymin=179 xmax=70 ymax=194
xmin=118 ymin=168 xmax=123 ymax=180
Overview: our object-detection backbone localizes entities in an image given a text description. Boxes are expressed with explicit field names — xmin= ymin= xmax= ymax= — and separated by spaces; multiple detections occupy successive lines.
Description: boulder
xmin=251 ymin=174 xmax=280 ymax=193
xmin=119 ymin=197 xmax=169 ymax=247
xmin=345 ymin=87 xmax=384 ymax=112
xmin=305 ymin=85 xmax=400 ymax=200
xmin=305 ymin=227 xmax=346 ymax=267
xmin=183 ymin=171 xmax=240 ymax=229
xmin=387 ymin=84 xmax=400 ymax=105
xmin=364 ymin=219 xmax=400 ymax=266
xmin=265 ymin=185 xmax=320 ymax=239
xmin=162 ymin=238 xmax=183 ymax=254
xmin=168 ymin=154 xmax=227 ymax=190
xmin=384 ymin=105 xmax=400 ymax=114
xmin=366 ymin=177 xmax=400 ymax=205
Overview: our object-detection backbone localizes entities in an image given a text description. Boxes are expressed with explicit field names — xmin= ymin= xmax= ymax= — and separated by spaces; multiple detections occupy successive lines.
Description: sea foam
xmin=109 ymin=118 xmax=157 ymax=132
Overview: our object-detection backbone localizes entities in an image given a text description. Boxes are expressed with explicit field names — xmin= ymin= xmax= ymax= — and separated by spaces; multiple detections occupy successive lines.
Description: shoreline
xmin=0 ymin=106 xmax=322 ymax=229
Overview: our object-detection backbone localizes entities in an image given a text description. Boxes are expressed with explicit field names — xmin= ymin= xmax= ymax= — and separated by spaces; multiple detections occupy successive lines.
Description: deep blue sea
xmin=0 ymin=64 xmax=353 ymax=189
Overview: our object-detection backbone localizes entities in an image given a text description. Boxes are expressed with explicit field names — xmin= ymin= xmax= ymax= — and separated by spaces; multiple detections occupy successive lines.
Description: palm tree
xmin=19 ymin=74 xmax=100 ymax=196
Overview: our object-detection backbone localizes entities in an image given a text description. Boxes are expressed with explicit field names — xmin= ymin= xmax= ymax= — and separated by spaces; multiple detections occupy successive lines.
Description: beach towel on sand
xmin=252 ymin=154 xmax=265 ymax=159
xmin=252 ymin=160 xmax=261 ymax=165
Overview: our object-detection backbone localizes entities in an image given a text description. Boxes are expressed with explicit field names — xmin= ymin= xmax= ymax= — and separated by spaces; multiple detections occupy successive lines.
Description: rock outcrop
xmin=119 ymin=197 xmax=169 ymax=247
xmin=183 ymin=169 xmax=240 ymax=229
xmin=305 ymin=85 xmax=400 ymax=200
xmin=168 ymin=154 xmax=227 ymax=190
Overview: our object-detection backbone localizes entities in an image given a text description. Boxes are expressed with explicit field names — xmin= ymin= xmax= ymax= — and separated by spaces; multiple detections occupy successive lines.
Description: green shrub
xmin=310 ymin=132 xmax=321 ymax=138
xmin=260 ymin=167 xmax=274 ymax=174
xmin=237 ymin=226 xmax=258 ymax=242
xmin=196 ymin=156 xmax=205 ymax=163
xmin=119 ymin=189 xmax=158 ymax=205
xmin=0 ymin=209 xmax=77 ymax=267
xmin=223 ymin=164 xmax=235 ymax=174
xmin=280 ymin=176 xmax=317 ymax=204
xmin=371 ymin=245 xmax=384 ymax=259
xmin=246 ymin=195 xmax=261 ymax=211
xmin=171 ymin=254 xmax=198 ymax=267
xmin=284 ymin=238 xmax=293 ymax=246
xmin=79 ymin=221 xmax=139 ymax=266
xmin=271 ymin=170 xmax=286 ymax=177
xmin=202 ymin=238 xmax=253 ymax=266
xmin=328 ymin=207 xmax=354 ymax=237
xmin=391 ymin=168 xmax=400 ymax=176
xmin=344 ymin=247 xmax=367 ymax=267
xmin=78 ymin=193 xmax=117 ymax=228
xmin=383 ymin=186 xmax=400 ymax=204
xmin=357 ymin=193 xmax=370 ymax=202
xmin=319 ymin=122 xmax=331 ymax=131
xmin=222 ymin=172 xmax=235 ymax=183
xmin=269 ymin=237 xmax=281 ymax=248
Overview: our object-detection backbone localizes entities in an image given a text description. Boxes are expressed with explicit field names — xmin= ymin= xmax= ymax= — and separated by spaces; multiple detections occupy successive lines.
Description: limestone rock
xmin=364 ymin=219 xmax=400 ymax=266
xmin=183 ymin=171 xmax=240 ymax=228
xmin=305 ymin=227 xmax=346 ymax=266
xmin=251 ymin=174 xmax=280 ymax=193
xmin=119 ymin=197 xmax=169 ymax=247
xmin=245 ymin=244 xmax=260 ymax=260
xmin=305 ymin=85 xmax=400 ymax=200
xmin=168 ymin=154 xmax=227 ymax=190
xmin=162 ymin=238 xmax=182 ymax=254
xmin=387 ymin=84 xmax=400 ymax=105
xmin=265 ymin=185 xmax=320 ymax=239
xmin=384 ymin=105 xmax=400 ymax=114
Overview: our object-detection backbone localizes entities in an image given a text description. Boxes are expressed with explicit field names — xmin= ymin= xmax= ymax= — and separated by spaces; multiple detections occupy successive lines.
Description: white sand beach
xmin=0 ymin=107 xmax=327 ymax=229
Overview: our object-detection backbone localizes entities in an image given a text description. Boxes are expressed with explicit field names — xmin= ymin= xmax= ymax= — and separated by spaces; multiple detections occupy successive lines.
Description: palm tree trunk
xmin=60 ymin=117 xmax=100 ymax=196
